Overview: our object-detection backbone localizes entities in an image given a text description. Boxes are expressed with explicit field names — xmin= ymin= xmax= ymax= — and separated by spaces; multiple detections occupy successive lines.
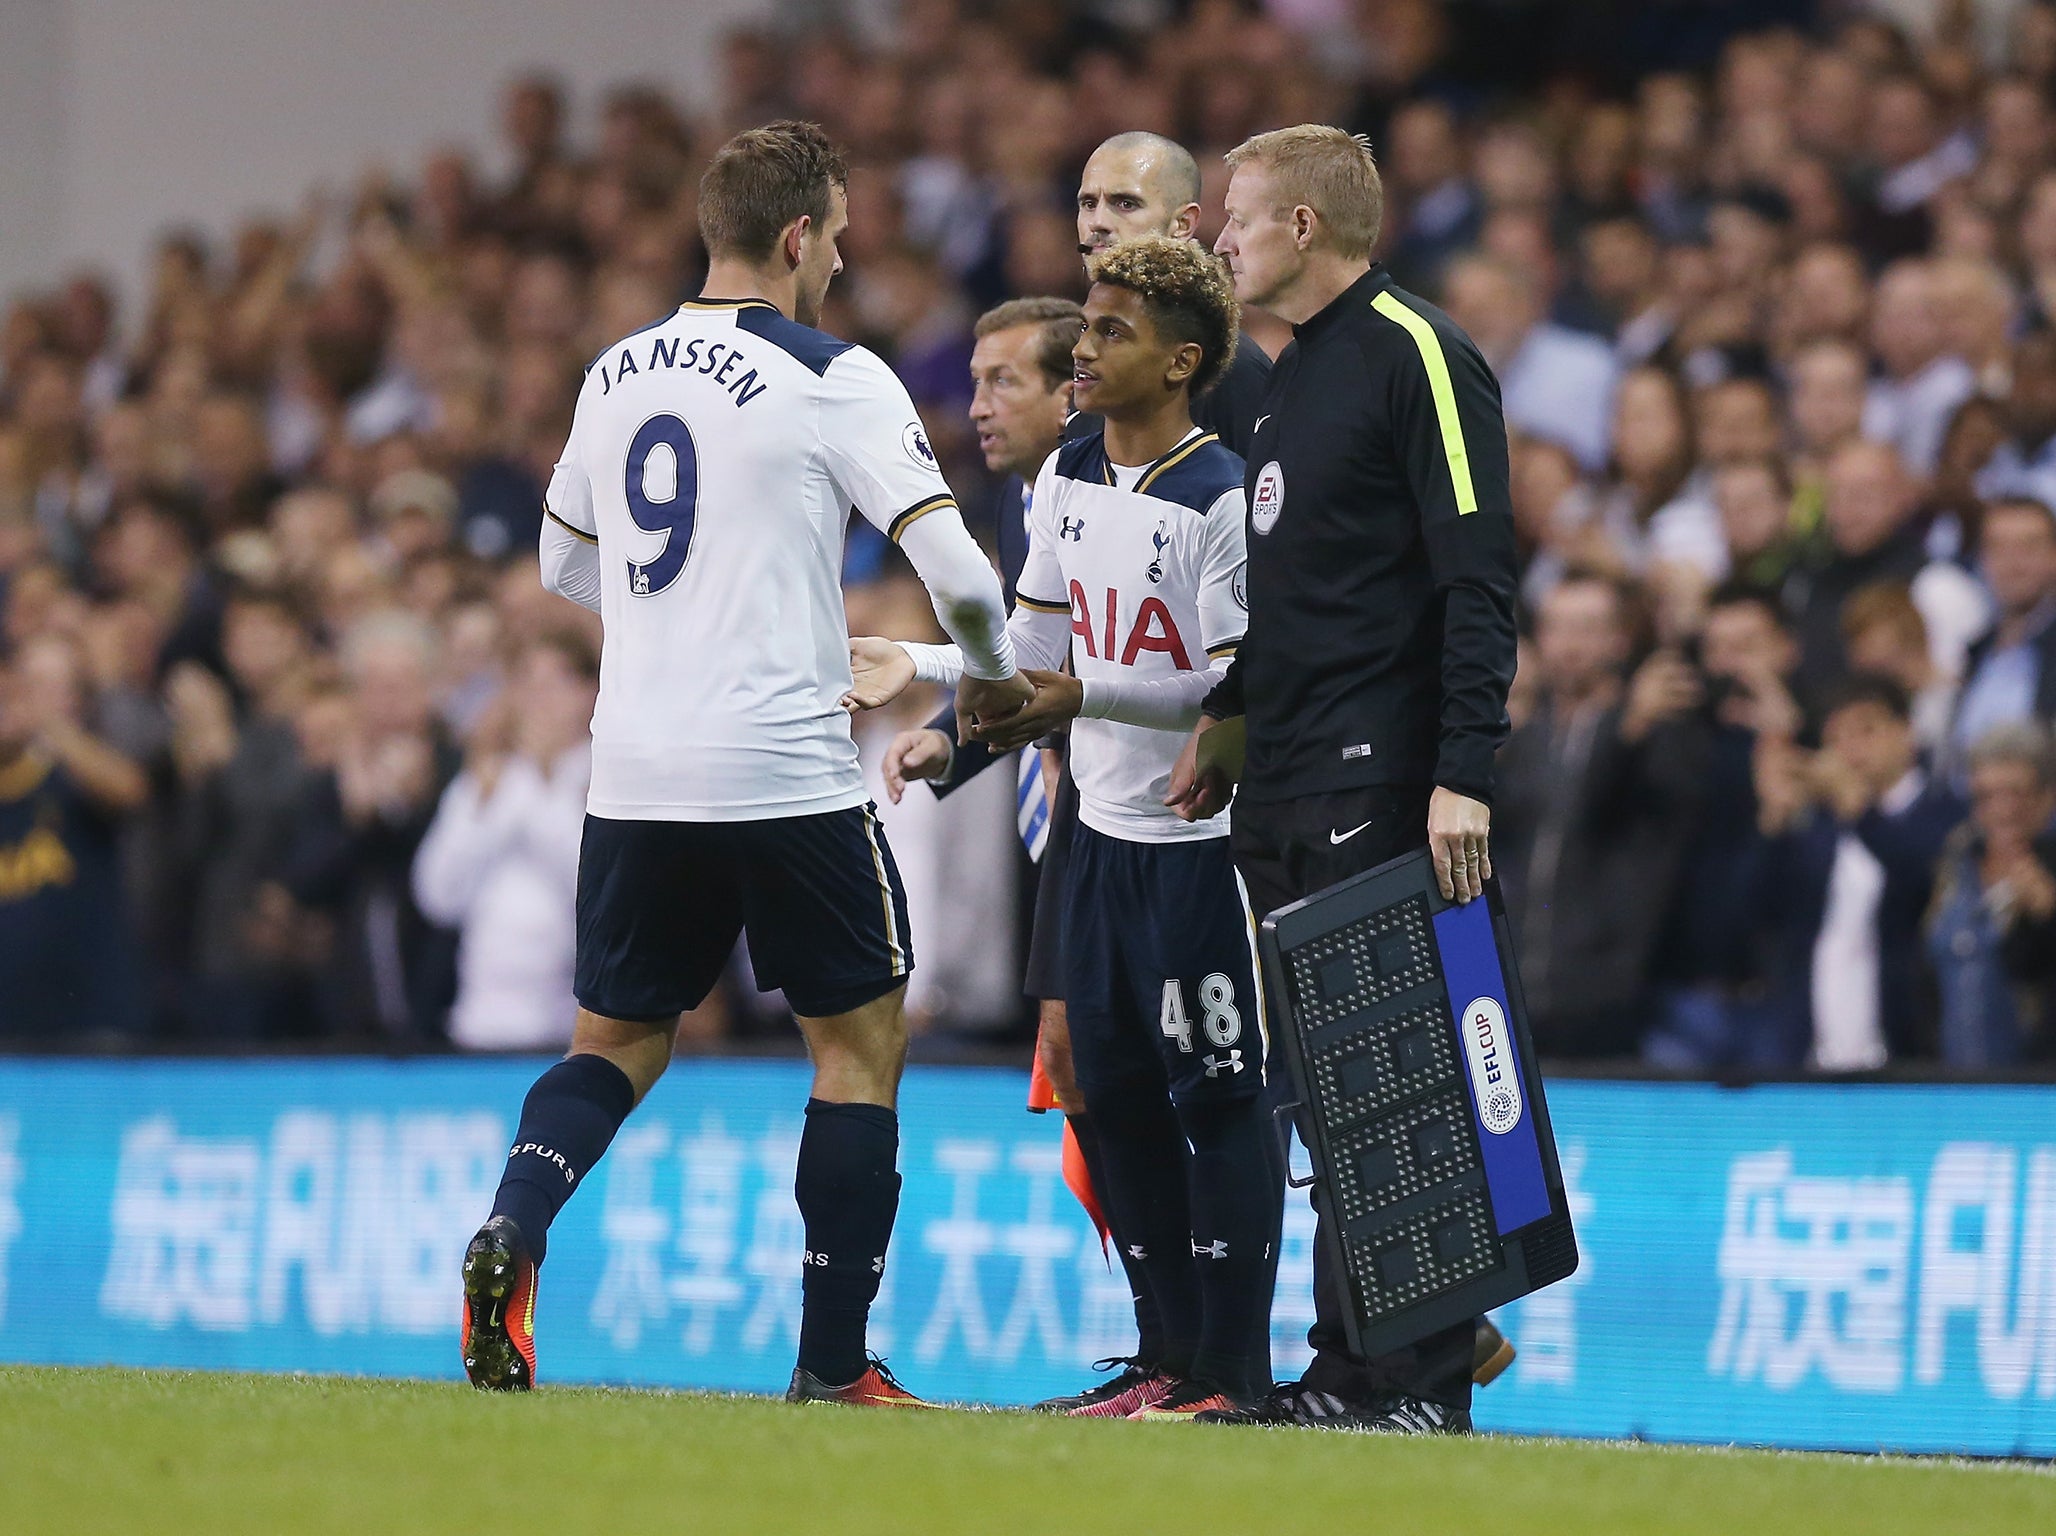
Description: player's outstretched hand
xmin=843 ymin=636 xmax=917 ymax=713
xmin=1164 ymin=714 xmax=1237 ymax=822
xmin=882 ymin=728 xmax=952 ymax=803
xmin=1428 ymin=785 xmax=1492 ymax=904
xmin=972 ymin=669 xmax=1082 ymax=752
xmin=956 ymin=671 xmax=1034 ymax=747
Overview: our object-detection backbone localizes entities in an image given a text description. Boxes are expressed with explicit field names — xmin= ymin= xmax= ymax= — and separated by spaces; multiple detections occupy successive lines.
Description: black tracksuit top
xmin=1202 ymin=264 xmax=1518 ymax=806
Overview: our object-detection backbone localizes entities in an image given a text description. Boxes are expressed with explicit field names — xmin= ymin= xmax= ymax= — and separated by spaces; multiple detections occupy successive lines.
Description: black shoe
xmin=460 ymin=1216 xmax=537 ymax=1391
xmin=1030 ymin=1357 xmax=1170 ymax=1417
xmin=1194 ymin=1381 xmax=1471 ymax=1434
xmin=1360 ymin=1395 xmax=1473 ymax=1435
xmin=1193 ymin=1381 xmax=1364 ymax=1427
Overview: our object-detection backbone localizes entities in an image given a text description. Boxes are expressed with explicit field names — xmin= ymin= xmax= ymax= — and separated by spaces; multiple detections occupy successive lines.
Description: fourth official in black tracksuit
xmin=1203 ymin=264 xmax=1519 ymax=1413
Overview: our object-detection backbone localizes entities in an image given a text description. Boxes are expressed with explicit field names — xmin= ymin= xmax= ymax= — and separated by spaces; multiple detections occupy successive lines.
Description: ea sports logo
xmin=1252 ymin=461 xmax=1284 ymax=534
xmin=903 ymin=423 xmax=937 ymax=467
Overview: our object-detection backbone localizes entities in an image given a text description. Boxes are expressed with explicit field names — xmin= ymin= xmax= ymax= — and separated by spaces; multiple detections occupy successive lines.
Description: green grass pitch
xmin=1 ymin=1367 xmax=2050 ymax=1536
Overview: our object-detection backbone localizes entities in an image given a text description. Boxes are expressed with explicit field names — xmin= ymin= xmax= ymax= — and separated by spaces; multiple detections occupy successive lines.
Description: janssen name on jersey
xmin=1019 ymin=428 xmax=1247 ymax=844
xmin=590 ymin=327 xmax=772 ymax=408
xmin=545 ymin=298 xmax=971 ymax=822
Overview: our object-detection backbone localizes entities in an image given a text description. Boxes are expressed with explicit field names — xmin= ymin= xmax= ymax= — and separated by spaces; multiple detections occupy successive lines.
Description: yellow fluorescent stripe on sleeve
xmin=1370 ymin=292 xmax=1478 ymax=515
xmin=888 ymin=494 xmax=956 ymax=542
xmin=1016 ymin=594 xmax=1069 ymax=613
xmin=1136 ymin=432 xmax=1220 ymax=494
xmin=544 ymin=505 xmax=598 ymax=544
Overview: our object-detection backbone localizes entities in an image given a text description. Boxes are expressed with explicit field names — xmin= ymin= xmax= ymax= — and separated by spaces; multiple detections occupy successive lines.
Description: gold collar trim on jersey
xmin=1103 ymin=431 xmax=1221 ymax=492
xmin=1136 ymin=431 xmax=1219 ymax=495
xmin=678 ymin=297 xmax=779 ymax=313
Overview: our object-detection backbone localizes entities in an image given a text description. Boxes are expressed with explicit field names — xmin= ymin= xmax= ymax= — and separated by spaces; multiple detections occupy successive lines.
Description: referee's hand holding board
xmin=1168 ymin=716 xmax=1492 ymax=904
xmin=1426 ymin=785 xmax=1492 ymax=904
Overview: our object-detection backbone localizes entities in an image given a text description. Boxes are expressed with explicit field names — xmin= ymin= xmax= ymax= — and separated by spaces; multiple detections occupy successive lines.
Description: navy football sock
xmin=1084 ymin=1083 xmax=1200 ymax=1376
xmin=1179 ymin=1096 xmax=1282 ymax=1399
xmin=489 ymin=1054 xmax=637 ymax=1267
xmin=794 ymin=1098 xmax=902 ymax=1386
xmin=1065 ymin=1109 xmax=1167 ymax=1365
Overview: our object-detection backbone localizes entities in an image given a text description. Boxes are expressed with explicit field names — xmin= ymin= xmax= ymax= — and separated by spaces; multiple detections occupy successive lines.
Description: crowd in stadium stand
xmin=3 ymin=0 xmax=2056 ymax=1067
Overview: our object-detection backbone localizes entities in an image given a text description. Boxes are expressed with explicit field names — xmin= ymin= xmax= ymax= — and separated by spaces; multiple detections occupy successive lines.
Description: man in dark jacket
xmin=1790 ymin=438 xmax=1987 ymax=703
xmin=1169 ymin=124 xmax=1519 ymax=1435
xmin=1494 ymin=574 xmax=1705 ymax=1058
xmin=1755 ymin=674 xmax=1965 ymax=1067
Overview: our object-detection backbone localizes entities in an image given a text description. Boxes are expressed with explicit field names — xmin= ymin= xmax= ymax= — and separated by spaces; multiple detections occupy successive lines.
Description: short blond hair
xmin=1224 ymin=125 xmax=1384 ymax=259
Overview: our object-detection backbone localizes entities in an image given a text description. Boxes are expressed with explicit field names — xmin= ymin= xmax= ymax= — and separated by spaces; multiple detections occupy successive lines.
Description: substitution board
xmin=1258 ymin=848 xmax=1579 ymax=1359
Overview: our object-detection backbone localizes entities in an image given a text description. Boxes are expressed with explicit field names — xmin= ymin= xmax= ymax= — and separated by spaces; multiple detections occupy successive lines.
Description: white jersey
xmin=541 ymin=297 xmax=1012 ymax=822
xmin=909 ymin=426 xmax=1247 ymax=844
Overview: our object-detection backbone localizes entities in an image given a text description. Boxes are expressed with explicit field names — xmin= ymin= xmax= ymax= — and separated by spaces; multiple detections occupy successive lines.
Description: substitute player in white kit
xmin=849 ymin=238 xmax=1279 ymax=1417
xmin=459 ymin=122 xmax=1030 ymax=1405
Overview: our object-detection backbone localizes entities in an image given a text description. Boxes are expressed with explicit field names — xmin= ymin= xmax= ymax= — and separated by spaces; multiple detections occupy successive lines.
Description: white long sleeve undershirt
xmin=902 ymin=605 xmax=1227 ymax=733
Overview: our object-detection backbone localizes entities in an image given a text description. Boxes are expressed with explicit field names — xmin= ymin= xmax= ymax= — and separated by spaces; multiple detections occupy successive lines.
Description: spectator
xmin=0 ymin=633 xmax=149 ymax=1036
xmin=1949 ymin=494 xmax=2056 ymax=779
xmin=1755 ymin=674 xmax=1966 ymax=1069
xmin=1383 ymin=98 xmax=1479 ymax=289
xmin=1496 ymin=574 xmax=1705 ymax=1058
xmin=1710 ymin=456 xmax=1804 ymax=599
xmin=284 ymin=610 xmax=458 ymax=1040
xmin=1792 ymin=439 xmax=1989 ymax=700
xmin=413 ymin=630 xmax=595 ymax=1050
xmin=1787 ymin=337 xmax=1871 ymax=499
xmin=1863 ymin=259 xmax=1977 ymax=475
xmin=1976 ymin=329 xmax=2056 ymax=511
xmin=1441 ymin=251 xmax=1618 ymax=473
xmin=1588 ymin=364 xmax=1696 ymax=573
xmin=1927 ymin=722 xmax=2056 ymax=1066
xmin=1842 ymin=582 xmax=1956 ymax=766
xmin=167 ymin=591 xmax=319 ymax=1037
xmin=1645 ymin=586 xmax=1803 ymax=1070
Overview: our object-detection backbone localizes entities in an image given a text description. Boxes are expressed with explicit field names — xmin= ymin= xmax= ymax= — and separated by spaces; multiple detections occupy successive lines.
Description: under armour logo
xmin=1203 ymin=1051 xmax=1244 ymax=1077
xmin=871 ymin=1256 xmax=886 ymax=1276
xmin=1193 ymin=1239 xmax=1229 ymax=1259
xmin=1060 ymin=515 xmax=1086 ymax=541
xmin=1126 ymin=1244 xmax=1148 ymax=1260
xmin=1146 ymin=519 xmax=1169 ymax=583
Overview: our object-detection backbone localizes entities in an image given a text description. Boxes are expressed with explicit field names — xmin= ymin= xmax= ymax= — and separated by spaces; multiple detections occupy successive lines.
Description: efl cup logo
xmin=1251 ymin=461 xmax=1285 ymax=534
xmin=1460 ymin=996 xmax=1523 ymax=1135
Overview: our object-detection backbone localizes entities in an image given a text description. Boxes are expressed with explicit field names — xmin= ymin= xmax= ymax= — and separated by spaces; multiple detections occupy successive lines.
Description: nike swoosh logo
xmin=487 ymin=1302 xmax=503 ymax=1329
xmin=1254 ymin=414 xmax=1272 ymax=433
xmin=1329 ymin=819 xmax=1375 ymax=845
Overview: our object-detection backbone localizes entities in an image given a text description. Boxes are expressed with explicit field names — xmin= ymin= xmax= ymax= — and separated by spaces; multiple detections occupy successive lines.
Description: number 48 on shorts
xmin=1159 ymin=974 xmax=1244 ymax=1053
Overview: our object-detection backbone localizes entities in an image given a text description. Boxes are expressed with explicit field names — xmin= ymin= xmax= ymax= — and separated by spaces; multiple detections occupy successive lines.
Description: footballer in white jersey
xmin=851 ymin=237 xmax=1284 ymax=1417
xmin=542 ymin=297 xmax=1015 ymax=823
xmin=464 ymin=122 xmax=1028 ymax=1411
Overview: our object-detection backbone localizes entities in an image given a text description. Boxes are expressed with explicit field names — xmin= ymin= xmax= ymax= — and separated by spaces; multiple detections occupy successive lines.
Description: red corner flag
xmin=1028 ymin=1018 xmax=1109 ymax=1253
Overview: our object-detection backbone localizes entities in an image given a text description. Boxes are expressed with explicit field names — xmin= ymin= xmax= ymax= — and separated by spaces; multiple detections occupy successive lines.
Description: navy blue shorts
xmin=1063 ymin=824 xmax=1268 ymax=1104
xmin=574 ymin=805 xmax=913 ymax=1022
